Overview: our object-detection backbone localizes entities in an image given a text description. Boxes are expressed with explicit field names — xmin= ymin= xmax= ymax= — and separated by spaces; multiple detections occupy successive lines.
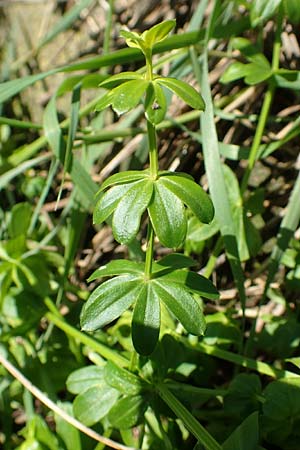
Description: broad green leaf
xmin=142 ymin=20 xmax=176 ymax=47
xmin=148 ymin=181 xmax=186 ymax=248
xmin=104 ymin=361 xmax=144 ymax=395
xmin=244 ymin=62 xmax=272 ymax=85
xmin=145 ymin=82 xmax=167 ymax=125
xmin=263 ymin=378 xmax=300 ymax=421
xmin=99 ymin=170 xmax=149 ymax=192
xmin=157 ymin=77 xmax=205 ymax=110
xmin=73 ymin=385 xmax=118 ymax=426
xmin=222 ymin=412 xmax=259 ymax=450
xmin=80 ymin=275 xmax=142 ymax=331
xmin=108 ymin=395 xmax=146 ymax=429
xmin=96 ymin=79 xmax=149 ymax=115
xmin=66 ymin=366 xmax=105 ymax=394
xmin=160 ymin=173 xmax=214 ymax=224
xmin=250 ymin=0 xmax=282 ymax=27
xmin=88 ymin=260 xmax=144 ymax=282
xmin=112 ymin=180 xmax=153 ymax=244
xmin=99 ymin=72 xmax=143 ymax=89
xmin=93 ymin=183 xmax=134 ymax=224
xmin=132 ymin=283 xmax=160 ymax=355
xmin=153 ymin=269 xmax=219 ymax=300
xmin=153 ymin=280 xmax=206 ymax=335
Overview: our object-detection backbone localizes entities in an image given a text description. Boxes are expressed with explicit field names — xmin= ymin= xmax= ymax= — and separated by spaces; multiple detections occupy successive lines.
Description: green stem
xmin=157 ymin=384 xmax=222 ymax=450
xmin=147 ymin=120 xmax=159 ymax=178
xmin=145 ymin=223 xmax=155 ymax=279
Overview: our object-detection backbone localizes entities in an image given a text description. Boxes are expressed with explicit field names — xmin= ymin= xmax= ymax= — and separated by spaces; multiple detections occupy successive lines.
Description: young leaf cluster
xmin=80 ymin=20 xmax=216 ymax=355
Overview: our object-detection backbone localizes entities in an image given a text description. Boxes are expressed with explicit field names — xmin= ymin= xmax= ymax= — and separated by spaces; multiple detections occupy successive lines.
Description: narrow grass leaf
xmin=194 ymin=49 xmax=246 ymax=312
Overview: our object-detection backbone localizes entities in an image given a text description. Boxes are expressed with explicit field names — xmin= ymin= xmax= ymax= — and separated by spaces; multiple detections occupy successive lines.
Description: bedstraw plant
xmin=80 ymin=20 xmax=218 ymax=356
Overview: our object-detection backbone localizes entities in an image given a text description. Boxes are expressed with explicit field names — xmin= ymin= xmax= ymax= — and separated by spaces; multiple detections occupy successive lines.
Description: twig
xmin=0 ymin=353 xmax=137 ymax=450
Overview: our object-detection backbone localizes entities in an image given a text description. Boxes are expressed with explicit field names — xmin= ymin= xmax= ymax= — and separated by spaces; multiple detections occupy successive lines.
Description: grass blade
xmin=192 ymin=48 xmax=246 ymax=315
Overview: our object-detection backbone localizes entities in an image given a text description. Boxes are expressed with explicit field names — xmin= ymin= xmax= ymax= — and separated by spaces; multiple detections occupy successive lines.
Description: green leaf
xmin=108 ymin=395 xmax=147 ymax=429
xmin=285 ymin=0 xmax=300 ymax=24
xmin=120 ymin=30 xmax=144 ymax=49
xmin=99 ymin=170 xmax=149 ymax=192
xmin=80 ymin=275 xmax=142 ymax=331
xmin=66 ymin=366 xmax=105 ymax=394
xmin=112 ymin=180 xmax=153 ymax=244
xmin=154 ymin=269 xmax=219 ymax=300
xmin=73 ymin=385 xmax=118 ymax=426
xmin=96 ymin=79 xmax=149 ymax=115
xmin=222 ymin=412 xmax=259 ymax=450
xmin=8 ymin=203 xmax=32 ymax=238
xmin=55 ymin=402 xmax=81 ymax=450
xmin=220 ymin=62 xmax=252 ymax=84
xmin=104 ymin=361 xmax=144 ymax=395
xmin=263 ymin=378 xmax=300 ymax=422
xmin=157 ymin=77 xmax=205 ymax=110
xmin=142 ymin=20 xmax=176 ymax=47
xmin=99 ymin=72 xmax=143 ymax=89
xmin=148 ymin=181 xmax=186 ymax=248
xmin=93 ymin=183 xmax=134 ymax=224
xmin=153 ymin=279 xmax=206 ymax=335
xmin=250 ymin=0 xmax=282 ymax=27
xmin=155 ymin=253 xmax=197 ymax=270
xmin=88 ymin=260 xmax=144 ymax=282
xmin=132 ymin=283 xmax=160 ymax=355
xmin=145 ymin=82 xmax=167 ymax=125
xmin=159 ymin=173 xmax=214 ymax=224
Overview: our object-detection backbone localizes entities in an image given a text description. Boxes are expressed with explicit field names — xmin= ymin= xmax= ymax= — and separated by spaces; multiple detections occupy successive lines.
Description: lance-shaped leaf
xmin=132 ymin=283 xmax=160 ymax=355
xmin=66 ymin=366 xmax=105 ymax=394
xmin=120 ymin=30 xmax=144 ymax=49
xmin=142 ymin=20 xmax=176 ymax=47
xmin=80 ymin=275 xmax=142 ymax=331
xmin=157 ymin=76 xmax=205 ymax=110
xmin=154 ymin=253 xmax=197 ymax=270
xmin=145 ymin=82 xmax=167 ymax=125
xmin=112 ymin=180 xmax=153 ymax=244
xmin=148 ymin=181 xmax=186 ymax=248
xmin=108 ymin=395 xmax=147 ymax=429
xmin=159 ymin=173 xmax=214 ymax=224
xmin=88 ymin=260 xmax=144 ymax=282
xmin=99 ymin=71 xmax=143 ymax=89
xmin=99 ymin=170 xmax=149 ymax=192
xmin=93 ymin=183 xmax=134 ymax=225
xmin=95 ymin=79 xmax=149 ymax=115
xmin=153 ymin=279 xmax=206 ymax=335
xmin=154 ymin=269 xmax=219 ymax=300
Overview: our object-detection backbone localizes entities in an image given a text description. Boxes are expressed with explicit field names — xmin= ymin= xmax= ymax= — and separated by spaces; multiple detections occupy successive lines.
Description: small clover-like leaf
xmin=148 ymin=180 xmax=186 ymax=248
xmin=112 ymin=179 xmax=153 ymax=244
xmin=108 ymin=395 xmax=147 ymax=429
xmin=142 ymin=20 xmax=176 ymax=48
xmin=157 ymin=77 xmax=205 ymax=110
xmin=145 ymin=82 xmax=167 ymax=125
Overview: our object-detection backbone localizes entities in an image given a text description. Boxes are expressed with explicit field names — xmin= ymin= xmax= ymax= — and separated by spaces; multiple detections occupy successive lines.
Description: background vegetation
xmin=1 ymin=0 xmax=300 ymax=449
